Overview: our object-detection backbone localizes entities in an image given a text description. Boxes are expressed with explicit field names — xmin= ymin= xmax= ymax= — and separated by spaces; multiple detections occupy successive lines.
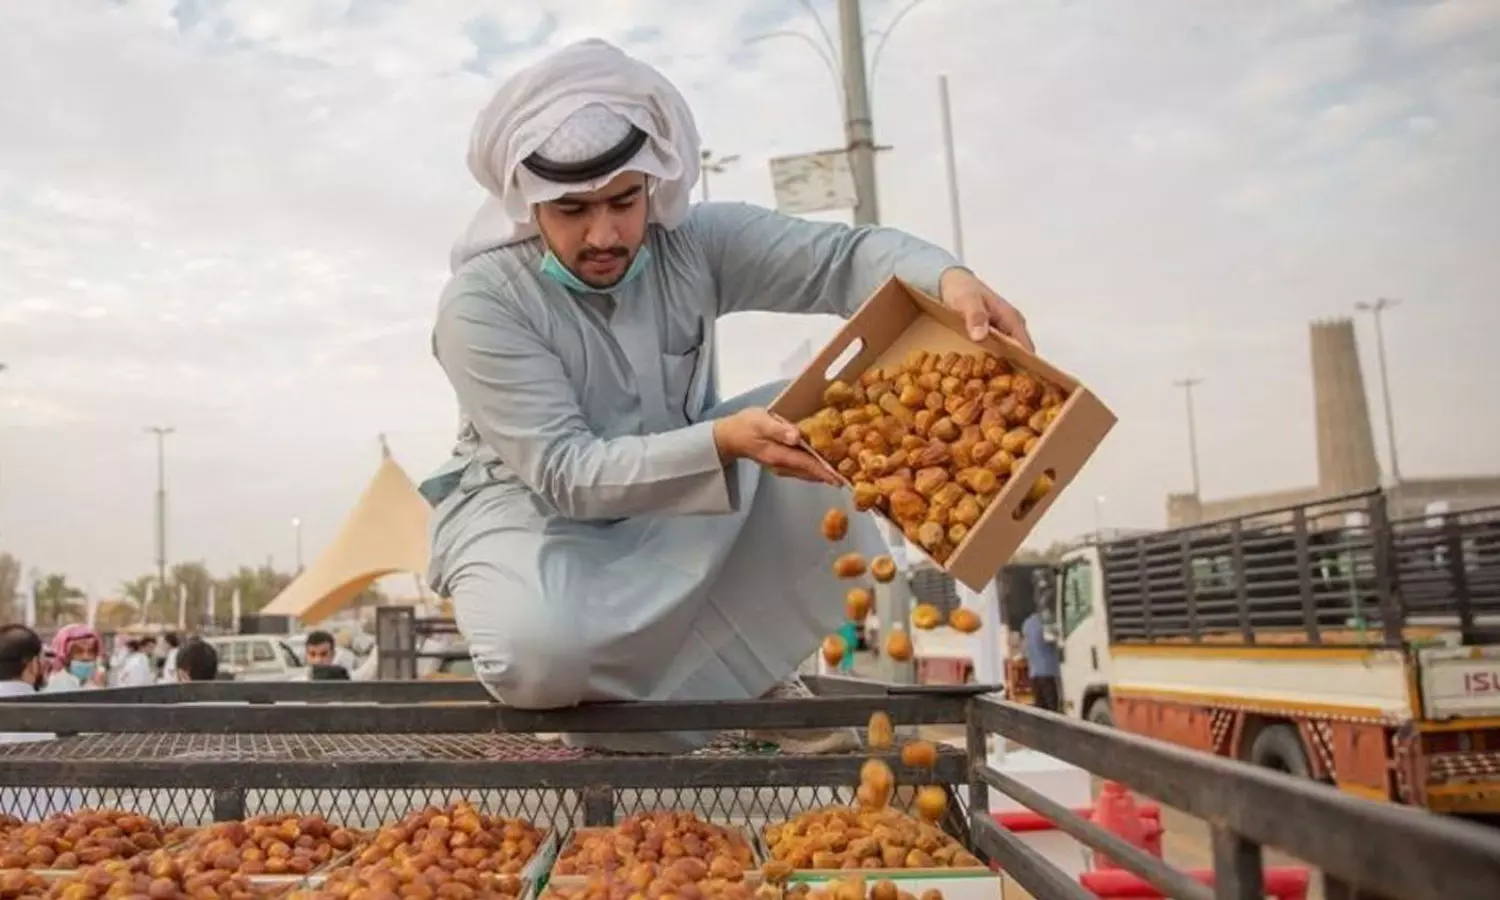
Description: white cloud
xmin=0 ymin=0 xmax=1496 ymax=590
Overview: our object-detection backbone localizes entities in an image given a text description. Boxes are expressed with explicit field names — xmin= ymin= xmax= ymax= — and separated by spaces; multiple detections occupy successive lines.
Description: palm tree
xmin=34 ymin=573 xmax=86 ymax=627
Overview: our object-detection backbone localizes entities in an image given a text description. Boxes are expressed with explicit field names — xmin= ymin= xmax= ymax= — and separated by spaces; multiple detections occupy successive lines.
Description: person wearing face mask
xmin=424 ymin=39 xmax=1034 ymax=754
xmin=44 ymin=624 xmax=107 ymax=692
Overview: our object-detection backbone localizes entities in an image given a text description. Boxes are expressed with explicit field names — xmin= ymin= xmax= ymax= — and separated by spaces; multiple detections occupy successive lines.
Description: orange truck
xmin=1050 ymin=489 xmax=1500 ymax=815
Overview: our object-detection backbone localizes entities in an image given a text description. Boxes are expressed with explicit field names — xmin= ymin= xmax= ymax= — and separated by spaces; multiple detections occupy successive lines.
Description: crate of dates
xmin=768 ymin=277 xmax=1116 ymax=591
xmin=762 ymin=808 xmax=995 ymax=900
xmin=282 ymin=802 xmax=554 ymax=899
xmin=168 ymin=814 xmax=365 ymax=889
xmin=34 ymin=848 xmax=279 ymax=899
xmin=285 ymin=864 xmax=531 ymax=900
xmin=547 ymin=811 xmax=762 ymax=893
xmin=0 ymin=809 xmax=194 ymax=874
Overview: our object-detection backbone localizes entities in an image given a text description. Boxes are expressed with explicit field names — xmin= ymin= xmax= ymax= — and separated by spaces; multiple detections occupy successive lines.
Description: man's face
xmin=534 ymin=171 xmax=648 ymax=289
xmin=305 ymin=641 xmax=334 ymax=665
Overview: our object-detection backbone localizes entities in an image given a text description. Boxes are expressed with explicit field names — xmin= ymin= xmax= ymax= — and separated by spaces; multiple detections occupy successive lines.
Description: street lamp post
xmin=699 ymin=149 xmax=739 ymax=202
xmin=1172 ymin=379 xmax=1204 ymax=498
xmin=1355 ymin=298 xmax=1402 ymax=486
xmin=292 ymin=517 xmax=304 ymax=574
xmin=145 ymin=426 xmax=175 ymax=622
xmin=748 ymin=0 xmax=936 ymax=228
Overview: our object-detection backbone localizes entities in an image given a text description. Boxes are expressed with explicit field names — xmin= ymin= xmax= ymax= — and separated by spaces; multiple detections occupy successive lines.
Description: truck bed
xmin=1100 ymin=491 xmax=1500 ymax=647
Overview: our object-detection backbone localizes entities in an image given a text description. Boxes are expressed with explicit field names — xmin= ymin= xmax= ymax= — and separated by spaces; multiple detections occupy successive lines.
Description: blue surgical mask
xmin=540 ymin=245 xmax=651 ymax=294
xmin=68 ymin=661 xmax=96 ymax=682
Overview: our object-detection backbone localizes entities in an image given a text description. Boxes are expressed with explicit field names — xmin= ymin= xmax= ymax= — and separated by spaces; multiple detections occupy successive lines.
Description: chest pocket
xmin=660 ymin=315 xmax=704 ymax=429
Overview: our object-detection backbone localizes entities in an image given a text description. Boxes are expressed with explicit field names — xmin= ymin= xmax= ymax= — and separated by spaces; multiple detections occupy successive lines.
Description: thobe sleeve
xmin=434 ymin=285 xmax=734 ymax=521
xmin=687 ymin=202 xmax=961 ymax=318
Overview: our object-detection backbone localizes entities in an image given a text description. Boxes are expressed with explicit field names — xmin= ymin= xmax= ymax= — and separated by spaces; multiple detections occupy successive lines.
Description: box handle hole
xmin=822 ymin=337 xmax=866 ymax=383
xmin=1012 ymin=468 xmax=1057 ymax=521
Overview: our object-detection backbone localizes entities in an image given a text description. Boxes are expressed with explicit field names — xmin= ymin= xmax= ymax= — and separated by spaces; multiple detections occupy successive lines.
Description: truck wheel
xmin=1086 ymin=698 xmax=1115 ymax=728
xmin=1248 ymin=724 xmax=1311 ymax=779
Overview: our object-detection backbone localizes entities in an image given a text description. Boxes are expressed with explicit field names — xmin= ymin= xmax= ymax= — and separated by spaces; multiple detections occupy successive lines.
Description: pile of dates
xmin=43 ymin=851 xmax=262 ymax=900
xmin=551 ymin=812 xmax=754 ymax=880
xmin=763 ymin=807 xmax=979 ymax=871
xmin=0 ymin=809 xmax=184 ymax=870
xmin=800 ymin=349 xmax=1068 ymax=563
xmin=175 ymin=815 xmax=360 ymax=877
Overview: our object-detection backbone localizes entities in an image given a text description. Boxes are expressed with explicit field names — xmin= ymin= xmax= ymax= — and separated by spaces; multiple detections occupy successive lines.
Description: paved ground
xmin=841 ymin=652 xmax=1327 ymax=898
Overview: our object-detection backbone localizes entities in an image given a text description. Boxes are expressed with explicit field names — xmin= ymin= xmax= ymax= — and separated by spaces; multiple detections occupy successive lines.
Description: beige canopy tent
xmin=261 ymin=437 xmax=434 ymax=625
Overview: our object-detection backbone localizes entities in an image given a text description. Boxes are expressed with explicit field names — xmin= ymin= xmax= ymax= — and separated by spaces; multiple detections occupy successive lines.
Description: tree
xmin=34 ymin=573 xmax=85 ymax=627
xmin=217 ymin=565 xmax=295 ymax=620
xmin=0 ymin=552 xmax=19 ymax=622
xmin=168 ymin=561 xmax=215 ymax=630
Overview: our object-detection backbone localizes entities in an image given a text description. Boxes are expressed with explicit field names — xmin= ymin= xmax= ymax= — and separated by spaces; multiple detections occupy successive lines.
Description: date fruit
xmin=821 ymin=509 xmax=850 ymax=542
xmin=833 ymin=553 xmax=867 ymax=579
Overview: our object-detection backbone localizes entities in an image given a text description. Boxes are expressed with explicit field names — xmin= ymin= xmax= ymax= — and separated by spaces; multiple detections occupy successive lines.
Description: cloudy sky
xmin=1 ymin=0 xmax=1497 ymax=594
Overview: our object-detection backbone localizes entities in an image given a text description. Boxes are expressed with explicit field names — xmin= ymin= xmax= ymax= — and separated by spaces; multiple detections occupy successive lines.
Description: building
xmin=1167 ymin=318 xmax=1500 ymax=528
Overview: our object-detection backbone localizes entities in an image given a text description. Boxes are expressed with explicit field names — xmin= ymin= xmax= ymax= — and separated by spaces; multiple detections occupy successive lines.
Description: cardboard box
xmin=768 ymin=278 xmax=1116 ymax=591
xmin=269 ymin=829 xmax=556 ymax=897
xmin=786 ymin=869 xmax=1003 ymax=900
xmin=546 ymin=825 xmax=762 ymax=891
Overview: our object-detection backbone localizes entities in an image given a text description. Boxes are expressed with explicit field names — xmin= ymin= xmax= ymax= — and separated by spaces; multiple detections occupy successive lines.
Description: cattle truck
xmin=1050 ymin=489 xmax=1500 ymax=814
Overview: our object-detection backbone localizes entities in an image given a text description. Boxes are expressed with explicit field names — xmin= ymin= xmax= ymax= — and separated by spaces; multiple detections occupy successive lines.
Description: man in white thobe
xmin=424 ymin=39 xmax=1034 ymax=753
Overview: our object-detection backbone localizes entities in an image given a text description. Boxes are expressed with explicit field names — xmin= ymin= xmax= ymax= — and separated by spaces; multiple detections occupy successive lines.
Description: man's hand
xmin=713 ymin=409 xmax=840 ymax=485
xmin=940 ymin=267 xmax=1035 ymax=352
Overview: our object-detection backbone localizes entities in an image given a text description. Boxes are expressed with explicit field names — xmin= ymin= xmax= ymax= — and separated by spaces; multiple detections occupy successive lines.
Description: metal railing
xmin=3 ymin=682 xmax=1499 ymax=898
xmin=966 ymin=697 xmax=1500 ymax=900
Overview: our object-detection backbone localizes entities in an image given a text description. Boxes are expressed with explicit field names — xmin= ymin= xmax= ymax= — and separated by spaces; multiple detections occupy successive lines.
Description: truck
xmin=1049 ymin=488 xmax=1500 ymax=815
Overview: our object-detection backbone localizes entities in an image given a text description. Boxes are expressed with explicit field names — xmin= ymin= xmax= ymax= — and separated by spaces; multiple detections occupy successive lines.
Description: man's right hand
xmin=713 ymin=409 xmax=840 ymax=485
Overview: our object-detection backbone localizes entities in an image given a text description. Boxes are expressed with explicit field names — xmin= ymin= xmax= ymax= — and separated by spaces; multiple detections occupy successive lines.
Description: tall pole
xmin=1173 ymin=379 xmax=1204 ymax=497
xmin=836 ymin=0 xmax=880 ymax=226
xmin=292 ymin=517 xmax=304 ymax=573
xmin=1355 ymin=298 xmax=1402 ymax=486
xmin=937 ymin=74 xmax=964 ymax=262
xmin=146 ymin=426 xmax=174 ymax=621
xmin=699 ymin=149 xmax=739 ymax=202
xmin=0 ymin=364 xmax=7 ymax=549
xmin=1093 ymin=495 xmax=1106 ymax=538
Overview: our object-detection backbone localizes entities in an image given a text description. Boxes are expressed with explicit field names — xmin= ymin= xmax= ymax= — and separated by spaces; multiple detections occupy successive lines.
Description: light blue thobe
xmin=422 ymin=201 xmax=957 ymax=748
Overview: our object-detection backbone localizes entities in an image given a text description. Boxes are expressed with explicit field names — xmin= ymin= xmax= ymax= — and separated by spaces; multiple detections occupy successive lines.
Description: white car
xmin=204 ymin=636 xmax=308 ymax=682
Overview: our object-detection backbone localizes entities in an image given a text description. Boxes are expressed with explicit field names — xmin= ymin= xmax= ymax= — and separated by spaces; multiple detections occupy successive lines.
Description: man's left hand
xmin=940 ymin=268 xmax=1034 ymax=352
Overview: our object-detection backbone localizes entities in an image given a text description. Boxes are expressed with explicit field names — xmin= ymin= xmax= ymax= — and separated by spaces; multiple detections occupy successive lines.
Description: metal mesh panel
xmin=0 ymin=733 xmax=588 ymax=762
xmin=242 ymin=788 xmax=585 ymax=833
xmin=0 ymin=788 xmax=214 ymax=825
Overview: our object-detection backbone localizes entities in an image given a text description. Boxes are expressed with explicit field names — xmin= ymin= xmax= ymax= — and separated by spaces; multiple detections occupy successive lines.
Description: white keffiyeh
xmin=450 ymin=38 xmax=702 ymax=272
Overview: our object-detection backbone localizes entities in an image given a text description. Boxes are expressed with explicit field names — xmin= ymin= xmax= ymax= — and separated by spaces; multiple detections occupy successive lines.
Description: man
xmin=424 ymin=39 xmax=1034 ymax=753
xmin=302 ymin=630 xmax=351 ymax=681
xmin=174 ymin=639 xmax=220 ymax=683
xmin=0 ymin=624 xmax=68 ymax=820
xmin=0 ymin=624 xmax=47 ymax=701
xmin=1021 ymin=607 xmax=1062 ymax=713
xmin=114 ymin=636 xmax=157 ymax=687
xmin=160 ymin=632 xmax=181 ymax=683
xmin=303 ymin=631 xmax=336 ymax=667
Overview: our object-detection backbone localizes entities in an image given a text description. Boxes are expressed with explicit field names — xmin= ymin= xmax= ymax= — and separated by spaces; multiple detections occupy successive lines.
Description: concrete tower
xmin=1310 ymin=318 xmax=1381 ymax=494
